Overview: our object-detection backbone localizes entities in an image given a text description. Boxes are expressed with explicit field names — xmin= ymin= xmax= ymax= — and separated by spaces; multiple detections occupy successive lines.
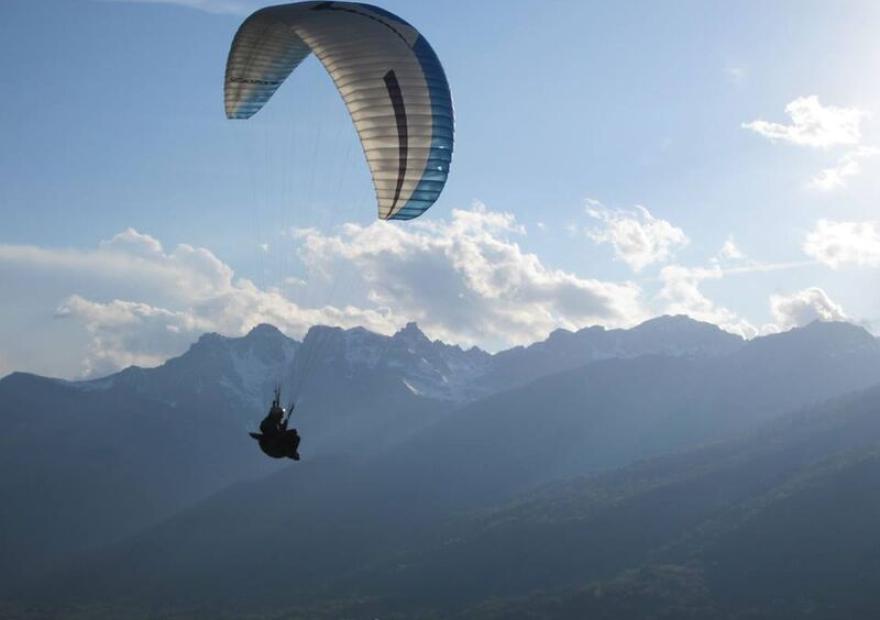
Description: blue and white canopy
xmin=225 ymin=2 xmax=454 ymax=221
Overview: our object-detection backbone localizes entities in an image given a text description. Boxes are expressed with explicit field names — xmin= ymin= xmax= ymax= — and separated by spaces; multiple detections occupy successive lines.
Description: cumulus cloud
xmin=0 ymin=229 xmax=393 ymax=377
xmin=743 ymin=96 xmax=866 ymax=148
xmin=54 ymin=296 xmax=210 ymax=377
xmin=657 ymin=265 xmax=756 ymax=338
xmin=586 ymin=202 xmax=689 ymax=272
xmin=744 ymin=97 xmax=877 ymax=188
xmin=803 ymin=219 xmax=880 ymax=268
xmin=296 ymin=202 xmax=647 ymax=350
xmin=1 ymin=204 xmax=651 ymax=377
xmin=769 ymin=287 xmax=847 ymax=330
xmin=809 ymin=146 xmax=880 ymax=190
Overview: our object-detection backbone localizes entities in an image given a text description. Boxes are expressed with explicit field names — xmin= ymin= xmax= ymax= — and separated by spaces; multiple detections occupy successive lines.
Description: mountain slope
xmin=0 ymin=322 xmax=456 ymax=588
xmin=361 ymin=383 xmax=880 ymax=618
xmin=109 ymin=323 xmax=299 ymax=418
xmin=483 ymin=315 xmax=744 ymax=393
xmin=0 ymin=371 xmax=261 ymax=587
xmin=385 ymin=320 xmax=880 ymax=501
xmin=453 ymin=446 xmax=880 ymax=620
xmin=4 ymin=317 xmax=880 ymax=611
xmin=29 ymin=322 xmax=880 ymax=613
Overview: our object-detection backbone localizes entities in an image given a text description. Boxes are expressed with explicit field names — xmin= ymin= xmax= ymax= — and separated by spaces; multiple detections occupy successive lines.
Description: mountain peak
xmin=800 ymin=319 xmax=871 ymax=335
xmin=546 ymin=327 xmax=575 ymax=341
xmin=301 ymin=324 xmax=343 ymax=345
xmin=737 ymin=320 xmax=878 ymax=365
xmin=634 ymin=314 xmax=723 ymax=333
xmin=782 ymin=319 xmax=875 ymax=347
xmin=630 ymin=315 xmax=745 ymax=348
xmin=394 ymin=321 xmax=430 ymax=344
xmin=245 ymin=323 xmax=285 ymax=339
xmin=195 ymin=331 xmax=225 ymax=345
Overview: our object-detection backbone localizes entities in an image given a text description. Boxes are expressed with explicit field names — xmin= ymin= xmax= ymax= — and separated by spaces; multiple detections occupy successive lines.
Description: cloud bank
xmin=1 ymin=205 xmax=649 ymax=377
xmin=296 ymin=203 xmax=647 ymax=350
xmin=2 ymin=202 xmax=861 ymax=379
xmin=0 ymin=228 xmax=392 ymax=377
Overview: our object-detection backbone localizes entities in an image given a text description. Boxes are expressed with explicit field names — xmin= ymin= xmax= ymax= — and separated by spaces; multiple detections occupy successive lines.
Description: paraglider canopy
xmin=225 ymin=1 xmax=454 ymax=220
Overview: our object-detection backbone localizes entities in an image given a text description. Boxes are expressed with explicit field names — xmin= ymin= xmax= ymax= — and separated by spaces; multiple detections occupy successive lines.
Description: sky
xmin=2 ymin=0 xmax=880 ymax=379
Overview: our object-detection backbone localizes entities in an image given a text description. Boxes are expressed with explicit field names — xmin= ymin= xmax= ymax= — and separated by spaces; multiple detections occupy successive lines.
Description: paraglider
xmin=249 ymin=386 xmax=301 ymax=460
xmin=229 ymin=3 xmax=454 ymax=427
xmin=225 ymin=1 xmax=454 ymax=220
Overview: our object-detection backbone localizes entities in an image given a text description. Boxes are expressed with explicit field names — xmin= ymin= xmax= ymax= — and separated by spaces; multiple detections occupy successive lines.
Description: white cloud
xmin=9 ymin=205 xmax=854 ymax=378
xmin=657 ymin=264 xmax=756 ymax=338
xmin=1 ymin=204 xmax=650 ymax=377
xmin=100 ymin=0 xmax=253 ymax=14
xmin=0 ymin=230 xmax=393 ymax=378
xmin=743 ymin=96 xmax=866 ymax=148
xmin=809 ymin=146 xmax=880 ymax=190
xmin=803 ymin=219 xmax=880 ymax=268
xmin=296 ymin=202 xmax=647 ymax=350
xmin=718 ymin=236 xmax=745 ymax=261
xmin=54 ymin=296 xmax=211 ymax=377
xmin=586 ymin=203 xmax=689 ymax=272
xmin=101 ymin=227 xmax=164 ymax=255
xmin=769 ymin=287 xmax=847 ymax=330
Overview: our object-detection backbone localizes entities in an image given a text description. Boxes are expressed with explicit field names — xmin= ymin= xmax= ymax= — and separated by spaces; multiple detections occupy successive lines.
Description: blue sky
xmin=2 ymin=0 xmax=880 ymax=378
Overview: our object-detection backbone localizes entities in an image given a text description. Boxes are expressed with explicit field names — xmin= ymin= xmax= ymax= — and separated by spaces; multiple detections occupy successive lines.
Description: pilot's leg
xmin=287 ymin=430 xmax=301 ymax=460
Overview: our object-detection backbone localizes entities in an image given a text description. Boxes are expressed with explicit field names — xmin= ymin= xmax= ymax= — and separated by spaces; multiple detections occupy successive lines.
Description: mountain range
xmin=4 ymin=316 xmax=880 ymax=618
